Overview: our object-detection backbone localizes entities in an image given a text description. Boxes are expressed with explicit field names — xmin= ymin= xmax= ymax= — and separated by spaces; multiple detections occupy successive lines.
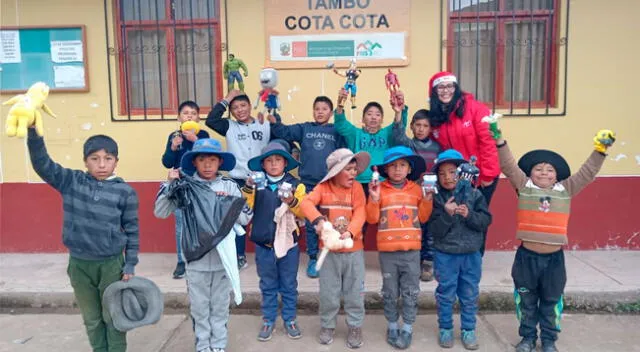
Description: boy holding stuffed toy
xmin=488 ymin=120 xmax=616 ymax=352
xmin=161 ymin=100 xmax=209 ymax=279
xmin=366 ymin=146 xmax=433 ymax=349
xmin=300 ymin=148 xmax=369 ymax=349
xmin=27 ymin=126 xmax=139 ymax=352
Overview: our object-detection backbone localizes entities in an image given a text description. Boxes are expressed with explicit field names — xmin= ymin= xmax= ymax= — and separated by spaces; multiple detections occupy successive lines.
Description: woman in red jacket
xmin=427 ymin=71 xmax=500 ymax=255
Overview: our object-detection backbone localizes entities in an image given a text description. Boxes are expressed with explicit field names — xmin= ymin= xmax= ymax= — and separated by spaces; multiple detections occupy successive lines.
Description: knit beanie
xmin=83 ymin=135 xmax=119 ymax=159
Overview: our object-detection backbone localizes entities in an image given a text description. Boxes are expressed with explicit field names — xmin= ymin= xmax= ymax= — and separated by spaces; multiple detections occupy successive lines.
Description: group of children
xmin=27 ymin=78 xmax=615 ymax=352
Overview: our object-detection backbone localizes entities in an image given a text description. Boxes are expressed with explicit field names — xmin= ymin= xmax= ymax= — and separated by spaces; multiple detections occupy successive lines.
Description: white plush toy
xmin=315 ymin=221 xmax=354 ymax=271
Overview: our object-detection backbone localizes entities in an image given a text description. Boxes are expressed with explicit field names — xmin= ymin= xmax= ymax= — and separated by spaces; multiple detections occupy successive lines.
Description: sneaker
xmin=515 ymin=337 xmax=537 ymax=352
xmin=257 ymin=320 xmax=274 ymax=341
xmin=438 ymin=328 xmax=454 ymax=348
xmin=307 ymin=259 xmax=319 ymax=278
xmin=284 ymin=320 xmax=302 ymax=339
xmin=238 ymin=256 xmax=249 ymax=271
xmin=172 ymin=262 xmax=185 ymax=279
xmin=541 ymin=340 xmax=559 ymax=352
xmin=461 ymin=329 xmax=479 ymax=350
xmin=386 ymin=328 xmax=399 ymax=347
xmin=211 ymin=349 xmax=225 ymax=352
xmin=318 ymin=327 xmax=334 ymax=345
xmin=346 ymin=326 xmax=363 ymax=349
xmin=394 ymin=330 xmax=413 ymax=350
xmin=420 ymin=260 xmax=434 ymax=282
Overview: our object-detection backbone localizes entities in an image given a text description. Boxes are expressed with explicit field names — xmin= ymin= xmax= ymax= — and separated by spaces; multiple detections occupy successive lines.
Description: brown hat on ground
xmin=318 ymin=148 xmax=370 ymax=185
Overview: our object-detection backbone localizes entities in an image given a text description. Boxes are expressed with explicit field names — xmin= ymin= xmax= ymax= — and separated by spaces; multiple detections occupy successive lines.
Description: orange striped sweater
xmin=366 ymin=180 xmax=433 ymax=252
xmin=300 ymin=181 xmax=366 ymax=253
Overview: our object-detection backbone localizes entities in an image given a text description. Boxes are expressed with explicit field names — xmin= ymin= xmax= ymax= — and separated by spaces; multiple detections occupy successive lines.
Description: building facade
xmin=1 ymin=0 xmax=638 ymax=252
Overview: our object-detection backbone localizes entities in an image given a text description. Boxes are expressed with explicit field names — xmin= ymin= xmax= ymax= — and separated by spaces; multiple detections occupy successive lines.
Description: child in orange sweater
xmin=366 ymin=146 xmax=433 ymax=349
xmin=300 ymin=148 xmax=370 ymax=349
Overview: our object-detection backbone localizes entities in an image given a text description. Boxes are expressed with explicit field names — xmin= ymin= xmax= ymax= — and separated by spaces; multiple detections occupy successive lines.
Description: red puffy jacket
xmin=430 ymin=94 xmax=500 ymax=183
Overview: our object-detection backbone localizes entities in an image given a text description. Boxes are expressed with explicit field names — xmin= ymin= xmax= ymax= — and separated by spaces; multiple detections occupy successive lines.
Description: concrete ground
xmin=1 ymin=313 xmax=640 ymax=352
xmin=1 ymin=251 xmax=639 ymax=312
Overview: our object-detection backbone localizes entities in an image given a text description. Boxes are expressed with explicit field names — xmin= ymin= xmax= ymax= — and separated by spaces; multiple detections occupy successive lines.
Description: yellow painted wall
xmin=1 ymin=0 xmax=638 ymax=183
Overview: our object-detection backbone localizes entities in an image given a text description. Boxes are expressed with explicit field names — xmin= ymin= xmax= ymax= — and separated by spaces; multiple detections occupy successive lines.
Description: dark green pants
xmin=68 ymin=255 xmax=127 ymax=352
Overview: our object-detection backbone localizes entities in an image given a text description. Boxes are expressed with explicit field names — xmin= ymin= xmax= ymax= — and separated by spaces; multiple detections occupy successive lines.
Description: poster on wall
xmin=265 ymin=0 xmax=411 ymax=69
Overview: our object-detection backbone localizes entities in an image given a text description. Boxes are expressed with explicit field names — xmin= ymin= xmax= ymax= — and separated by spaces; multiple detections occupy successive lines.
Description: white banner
xmin=269 ymin=32 xmax=406 ymax=62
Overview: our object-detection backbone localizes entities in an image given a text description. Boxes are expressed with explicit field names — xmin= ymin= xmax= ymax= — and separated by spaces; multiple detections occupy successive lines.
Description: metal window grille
xmin=105 ymin=0 xmax=223 ymax=121
xmin=440 ymin=0 xmax=569 ymax=116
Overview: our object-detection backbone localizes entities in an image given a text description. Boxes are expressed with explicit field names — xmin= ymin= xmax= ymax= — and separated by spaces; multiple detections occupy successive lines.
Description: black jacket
xmin=428 ymin=187 xmax=492 ymax=254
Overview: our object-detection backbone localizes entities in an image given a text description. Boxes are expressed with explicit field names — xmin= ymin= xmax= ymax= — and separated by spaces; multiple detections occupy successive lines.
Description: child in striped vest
xmin=366 ymin=146 xmax=433 ymax=349
xmin=491 ymin=122 xmax=615 ymax=352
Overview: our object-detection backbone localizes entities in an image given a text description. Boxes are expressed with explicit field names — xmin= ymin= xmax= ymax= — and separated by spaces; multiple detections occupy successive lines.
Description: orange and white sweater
xmin=366 ymin=180 xmax=433 ymax=252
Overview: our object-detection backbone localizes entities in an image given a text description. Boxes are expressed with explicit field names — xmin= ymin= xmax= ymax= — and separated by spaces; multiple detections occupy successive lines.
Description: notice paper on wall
xmin=53 ymin=65 xmax=85 ymax=88
xmin=0 ymin=30 xmax=22 ymax=64
xmin=50 ymin=40 xmax=83 ymax=63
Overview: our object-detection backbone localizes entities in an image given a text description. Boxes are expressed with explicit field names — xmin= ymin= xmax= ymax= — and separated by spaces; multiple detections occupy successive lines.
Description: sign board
xmin=264 ymin=0 xmax=411 ymax=69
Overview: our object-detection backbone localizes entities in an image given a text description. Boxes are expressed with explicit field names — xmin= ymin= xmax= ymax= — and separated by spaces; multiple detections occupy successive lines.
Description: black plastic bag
xmin=165 ymin=174 xmax=246 ymax=263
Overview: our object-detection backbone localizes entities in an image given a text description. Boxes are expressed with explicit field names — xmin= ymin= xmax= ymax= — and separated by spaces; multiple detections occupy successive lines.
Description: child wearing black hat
xmin=491 ymin=122 xmax=616 ymax=352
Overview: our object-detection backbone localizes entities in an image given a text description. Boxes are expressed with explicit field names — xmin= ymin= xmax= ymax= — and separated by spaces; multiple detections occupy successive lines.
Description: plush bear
xmin=4 ymin=82 xmax=57 ymax=138
xmin=315 ymin=221 xmax=354 ymax=271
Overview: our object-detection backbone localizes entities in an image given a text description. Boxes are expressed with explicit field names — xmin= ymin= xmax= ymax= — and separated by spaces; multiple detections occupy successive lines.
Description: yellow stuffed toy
xmin=3 ymin=82 xmax=57 ymax=138
xmin=180 ymin=120 xmax=201 ymax=134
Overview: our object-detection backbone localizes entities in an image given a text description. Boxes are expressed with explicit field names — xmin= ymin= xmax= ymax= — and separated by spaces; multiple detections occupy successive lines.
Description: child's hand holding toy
xmin=593 ymin=129 xmax=616 ymax=153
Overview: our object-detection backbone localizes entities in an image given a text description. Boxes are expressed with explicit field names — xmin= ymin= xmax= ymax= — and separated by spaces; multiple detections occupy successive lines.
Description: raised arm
xmin=205 ymin=101 xmax=231 ymax=136
xmin=27 ymin=129 xmax=76 ymax=192
xmin=271 ymin=122 xmax=304 ymax=143
xmin=497 ymin=141 xmax=528 ymax=191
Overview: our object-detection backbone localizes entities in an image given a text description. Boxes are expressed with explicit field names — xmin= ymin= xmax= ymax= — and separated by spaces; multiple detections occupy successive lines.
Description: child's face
xmin=362 ymin=106 xmax=383 ymax=132
xmin=384 ymin=159 xmax=411 ymax=183
xmin=85 ymin=150 xmax=118 ymax=181
xmin=437 ymin=163 xmax=458 ymax=190
xmin=178 ymin=106 xmax=200 ymax=123
xmin=262 ymin=154 xmax=287 ymax=177
xmin=530 ymin=162 xmax=557 ymax=189
xmin=230 ymin=100 xmax=251 ymax=123
xmin=411 ymin=119 xmax=431 ymax=140
xmin=332 ymin=160 xmax=358 ymax=188
xmin=313 ymin=101 xmax=332 ymax=124
xmin=193 ymin=154 xmax=221 ymax=180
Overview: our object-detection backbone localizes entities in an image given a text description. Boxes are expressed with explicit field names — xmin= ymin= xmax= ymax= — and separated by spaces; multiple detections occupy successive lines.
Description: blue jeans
xmin=174 ymin=209 xmax=184 ymax=264
xmin=434 ymin=250 xmax=482 ymax=331
xmin=420 ymin=222 xmax=434 ymax=262
xmin=255 ymin=245 xmax=300 ymax=323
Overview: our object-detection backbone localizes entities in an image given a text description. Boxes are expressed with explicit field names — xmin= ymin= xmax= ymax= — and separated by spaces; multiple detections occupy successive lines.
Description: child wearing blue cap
xmin=366 ymin=146 xmax=433 ymax=349
xmin=429 ymin=149 xmax=492 ymax=350
xmin=242 ymin=141 xmax=307 ymax=342
xmin=154 ymin=138 xmax=252 ymax=352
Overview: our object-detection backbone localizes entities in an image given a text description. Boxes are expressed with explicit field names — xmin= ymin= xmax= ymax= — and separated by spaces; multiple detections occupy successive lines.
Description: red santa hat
xmin=429 ymin=71 xmax=457 ymax=88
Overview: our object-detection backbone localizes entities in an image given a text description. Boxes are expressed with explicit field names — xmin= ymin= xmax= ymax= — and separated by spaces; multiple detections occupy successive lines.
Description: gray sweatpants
xmin=186 ymin=268 xmax=231 ymax=351
xmin=319 ymin=250 xmax=365 ymax=328
xmin=379 ymin=250 xmax=421 ymax=325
